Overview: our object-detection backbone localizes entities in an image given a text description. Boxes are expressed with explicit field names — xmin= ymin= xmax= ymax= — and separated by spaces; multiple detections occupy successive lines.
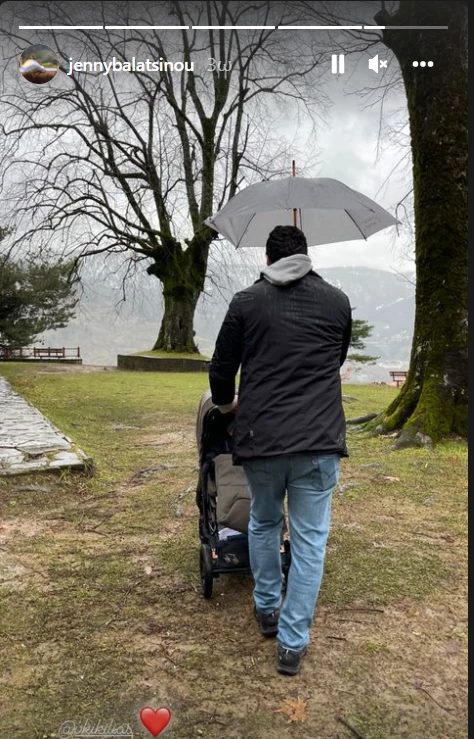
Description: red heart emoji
xmin=140 ymin=706 xmax=172 ymax=737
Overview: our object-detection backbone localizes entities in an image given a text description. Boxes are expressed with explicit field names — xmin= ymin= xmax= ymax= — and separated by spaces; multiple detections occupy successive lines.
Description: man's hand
xmin=218 ymin=395 xmax=238 ymax=414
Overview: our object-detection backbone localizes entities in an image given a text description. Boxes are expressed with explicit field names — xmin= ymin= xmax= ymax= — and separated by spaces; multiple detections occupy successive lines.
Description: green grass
xmin=322 ymin=528 xmax=452 ymax=606
xmin=0 ymin=366 xmax=209 ymax=491
xmin=342 ymin=383 xmax=399 ymax=417
xmin=0 ymin=363 xmax=468 ymax=739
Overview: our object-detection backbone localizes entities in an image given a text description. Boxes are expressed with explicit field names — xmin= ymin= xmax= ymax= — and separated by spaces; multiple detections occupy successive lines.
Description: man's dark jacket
xmin=209 ymin=268 xmax=352 ymax=462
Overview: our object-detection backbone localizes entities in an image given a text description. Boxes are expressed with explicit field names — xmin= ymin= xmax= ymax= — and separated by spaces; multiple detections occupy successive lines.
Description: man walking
xmin=209 ymin=225 xmax=352 ymax=676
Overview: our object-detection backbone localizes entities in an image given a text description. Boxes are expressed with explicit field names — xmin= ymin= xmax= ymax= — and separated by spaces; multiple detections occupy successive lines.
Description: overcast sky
xmin=1 ymin=0 xmax=416 ymax=274
xmin=310 ymin=55 xmax=413 ymax=272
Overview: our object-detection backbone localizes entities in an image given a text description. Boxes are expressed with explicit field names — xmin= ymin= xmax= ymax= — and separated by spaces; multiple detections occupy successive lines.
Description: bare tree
xmin=0 ymin=0 xmax=326 ymax=353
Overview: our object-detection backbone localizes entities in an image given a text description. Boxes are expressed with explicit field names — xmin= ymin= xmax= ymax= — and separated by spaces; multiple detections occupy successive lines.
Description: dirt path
xmin=0 ymin=368 xmax=467 ymax=739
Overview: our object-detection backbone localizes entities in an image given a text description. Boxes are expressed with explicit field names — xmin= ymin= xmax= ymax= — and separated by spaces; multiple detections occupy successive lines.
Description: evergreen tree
xmin=0 ymin=240 xmax=79 ymax=348
xmin=348 ymin=318 xmax=378 ymax=365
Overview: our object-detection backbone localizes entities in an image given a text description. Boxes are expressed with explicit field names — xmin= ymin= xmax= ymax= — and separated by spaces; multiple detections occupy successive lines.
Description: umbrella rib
xmin=344 ymin=210 xmax=368 ymax=241
xmin=236 ymin=213 xmax=257 ymax=248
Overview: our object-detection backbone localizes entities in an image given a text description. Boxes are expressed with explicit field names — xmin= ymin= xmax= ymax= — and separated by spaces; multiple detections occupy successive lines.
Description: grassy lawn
xmin=0 ymin=364 xmax=468 ymax=739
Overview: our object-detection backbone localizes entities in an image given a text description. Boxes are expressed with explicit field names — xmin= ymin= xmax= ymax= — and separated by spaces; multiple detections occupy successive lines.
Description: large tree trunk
xmin=371 ymin=1 xmax=468 ymax=447
xmin=147 ymin=233 xmax=211 ymax=354
xmin=153 ymin=282 xmax=200 ymax=353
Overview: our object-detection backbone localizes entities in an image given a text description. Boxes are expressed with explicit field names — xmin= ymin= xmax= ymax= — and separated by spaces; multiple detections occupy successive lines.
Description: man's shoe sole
xmin=254 ymin=608 xmax=279 ymax=638
xmin=261 ymin=625 xmax=279 ymax=638
xmin=277 ymin=664 xmax=300 ymax=676
xmin=255 ymin=618 xmax=279 ymax=638
xmin=277 ymin=647 xmax=307 ymax=676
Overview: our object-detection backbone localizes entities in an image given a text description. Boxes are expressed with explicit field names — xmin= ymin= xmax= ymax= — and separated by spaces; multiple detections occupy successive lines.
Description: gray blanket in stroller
xmin=214 ymin=454 xmax=250 ymax=534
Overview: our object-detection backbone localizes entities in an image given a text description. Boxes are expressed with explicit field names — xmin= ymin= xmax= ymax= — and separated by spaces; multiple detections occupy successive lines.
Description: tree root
xmin=390 ymin=428 xmax=433 ymax=451
xmin=346 ymin=413 xmax=378 ymax=425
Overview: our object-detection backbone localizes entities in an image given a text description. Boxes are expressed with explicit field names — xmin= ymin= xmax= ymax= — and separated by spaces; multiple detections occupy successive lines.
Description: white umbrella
xmin=205 ymin=176 xmax=398 ymax=248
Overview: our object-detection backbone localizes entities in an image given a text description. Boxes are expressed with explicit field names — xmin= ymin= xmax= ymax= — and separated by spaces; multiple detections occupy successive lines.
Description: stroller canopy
xmin=196 ymin=390 xmax=215 ymax=455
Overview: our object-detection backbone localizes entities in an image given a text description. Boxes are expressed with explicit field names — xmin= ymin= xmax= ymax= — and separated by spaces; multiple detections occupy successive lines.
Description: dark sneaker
xmin=254 ymin=605 xmax=280 ymax=638
xmin=277 ymin=644 xmax=307 ymax=676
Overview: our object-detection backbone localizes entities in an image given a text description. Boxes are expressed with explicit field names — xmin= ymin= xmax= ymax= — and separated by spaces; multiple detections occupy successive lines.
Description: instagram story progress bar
xmin=18 ymin=24 xmax=449 ymax=30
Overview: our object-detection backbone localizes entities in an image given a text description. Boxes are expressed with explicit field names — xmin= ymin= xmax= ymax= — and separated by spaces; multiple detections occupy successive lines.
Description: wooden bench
xmin=1 ymin=346 xmax=81 ymax=363
xmin=33 ymin=347 xmax=81 ymax=360
xmin=389 ymin=370 xmax=408 ymax=387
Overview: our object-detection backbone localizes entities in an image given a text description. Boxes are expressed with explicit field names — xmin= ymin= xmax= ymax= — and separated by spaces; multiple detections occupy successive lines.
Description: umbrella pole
xmin=292 ymin=160 xmax=297 ymax=227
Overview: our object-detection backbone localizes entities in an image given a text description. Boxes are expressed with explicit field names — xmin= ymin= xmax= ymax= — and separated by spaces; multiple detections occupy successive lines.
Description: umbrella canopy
xmin=205 ymin=177 xmax=398 ymax=248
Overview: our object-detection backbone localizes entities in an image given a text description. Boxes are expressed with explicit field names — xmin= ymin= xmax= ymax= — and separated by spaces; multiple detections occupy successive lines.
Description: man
xmin=209 ymin=225 xmax=352 ymax=676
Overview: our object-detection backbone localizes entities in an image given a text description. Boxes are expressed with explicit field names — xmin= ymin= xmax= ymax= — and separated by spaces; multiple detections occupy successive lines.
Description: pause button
xmin=331 ymin=54 xmax=345 ymax=74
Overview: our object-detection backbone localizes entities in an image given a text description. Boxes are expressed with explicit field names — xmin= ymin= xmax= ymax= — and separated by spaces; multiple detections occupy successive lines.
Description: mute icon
xmin=368 ymin=54 xmax=388 ymax=73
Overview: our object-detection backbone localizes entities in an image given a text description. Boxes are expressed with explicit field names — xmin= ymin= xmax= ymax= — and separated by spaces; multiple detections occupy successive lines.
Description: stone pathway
xmin=0 ymin=376 xmax=91 ymax=476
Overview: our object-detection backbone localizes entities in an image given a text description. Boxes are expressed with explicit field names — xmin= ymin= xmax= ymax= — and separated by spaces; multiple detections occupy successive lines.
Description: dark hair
xmin=266 ymin=225 xmax=308 ymax=263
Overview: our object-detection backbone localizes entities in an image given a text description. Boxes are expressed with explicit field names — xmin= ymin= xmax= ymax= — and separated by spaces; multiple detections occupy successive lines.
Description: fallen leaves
xmin=275 ymin=697 xmax=308 ymax=723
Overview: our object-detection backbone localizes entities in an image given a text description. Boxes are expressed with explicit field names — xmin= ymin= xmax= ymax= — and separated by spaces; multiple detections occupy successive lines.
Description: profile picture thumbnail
xmin=20 ymin=44 xmax=59 ymax=84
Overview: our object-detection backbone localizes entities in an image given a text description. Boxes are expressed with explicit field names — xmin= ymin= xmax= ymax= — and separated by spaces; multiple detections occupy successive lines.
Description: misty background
xmin=2 ymin=1 xmax=415 ymax=379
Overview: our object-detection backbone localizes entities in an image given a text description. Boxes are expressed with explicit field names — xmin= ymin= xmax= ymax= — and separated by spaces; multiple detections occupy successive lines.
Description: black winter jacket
xmin=209 ymin=271 xmax=352 ymax=461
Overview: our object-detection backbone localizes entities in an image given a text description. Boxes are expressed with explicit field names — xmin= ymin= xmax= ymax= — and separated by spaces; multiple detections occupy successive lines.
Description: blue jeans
xmin=243 ymin=454 xmax=340 ymax=651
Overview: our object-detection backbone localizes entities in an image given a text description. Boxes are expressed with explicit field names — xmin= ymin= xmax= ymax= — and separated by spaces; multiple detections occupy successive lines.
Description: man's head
xmin=265 ymin=225 xmax=308 ymax=265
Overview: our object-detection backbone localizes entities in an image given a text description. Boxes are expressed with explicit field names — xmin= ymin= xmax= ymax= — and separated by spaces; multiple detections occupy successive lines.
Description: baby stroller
xmin=196 ymin=391 xmax=291 ymax=598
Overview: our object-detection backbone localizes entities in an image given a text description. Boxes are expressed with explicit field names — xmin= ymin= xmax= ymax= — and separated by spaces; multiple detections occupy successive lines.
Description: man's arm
xmin=209 ymin=296 xmax=243 ymax=412
xmin=340 ymin=303 xmax=353 ymax=367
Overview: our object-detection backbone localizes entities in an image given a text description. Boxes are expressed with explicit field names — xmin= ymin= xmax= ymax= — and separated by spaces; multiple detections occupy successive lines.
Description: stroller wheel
xmin=200 ymin=543 xmax=214 ymax=599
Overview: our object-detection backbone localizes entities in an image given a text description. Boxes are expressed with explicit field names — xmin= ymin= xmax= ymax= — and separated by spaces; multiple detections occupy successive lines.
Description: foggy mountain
xmin=41 ymin=262 xmax=415 ymax=383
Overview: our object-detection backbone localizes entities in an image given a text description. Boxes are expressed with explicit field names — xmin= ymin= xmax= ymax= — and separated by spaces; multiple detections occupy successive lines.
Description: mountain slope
xmin=41 ymin=264 xmax=415 ymax=381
